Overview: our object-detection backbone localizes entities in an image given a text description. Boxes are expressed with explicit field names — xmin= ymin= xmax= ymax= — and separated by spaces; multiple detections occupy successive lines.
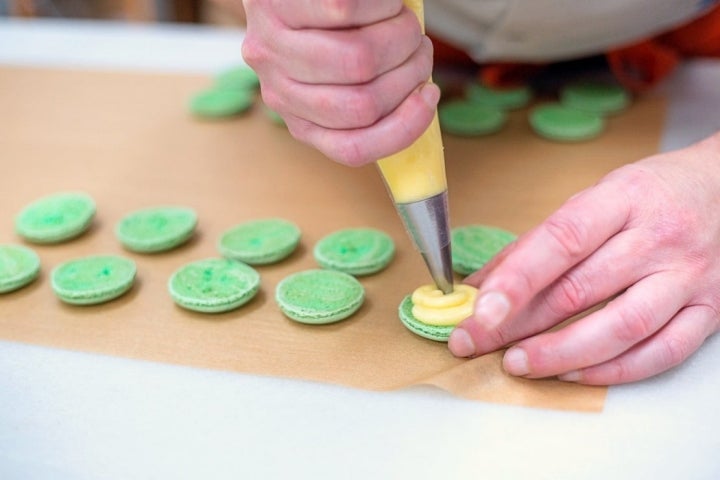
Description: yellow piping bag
xmin=377 ymin=0 xmax=454 ymax=293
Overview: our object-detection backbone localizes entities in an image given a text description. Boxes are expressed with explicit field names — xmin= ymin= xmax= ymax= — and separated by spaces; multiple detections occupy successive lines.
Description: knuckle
xmin=543 ymin=214 xmax=588 ymax=260
xmin=259 ymin=88 xmax=282 ymax=113
xmin=611 ymin=302 xmax=658 ymax=344
xmin=658 ymin=334 xmax=692 ymax=368
xmin=501 ymin=267 xmax=537 ymax=306
xmin=652 ymin=211 xmax=695 ymax=247
xmin=605 ymin=359 xmax=632 ymax=384
xmin=418 ymin=40 xmax=434 ymax=78
xmin=284 ymin=119 xmax=311 ymax=144
xmin=490 ymin=324 xmax=514 ymax=349
xmin=341 ymin=41 xmax=377 ymax=84
xmin=320 ymin=0 xmax=358 ymax=25
xmin=344 ymin=89 xmax=381 ymax=127
xmin=546 ymin=272 xmax=591 ymax=318
xmin=325 ymin=138 xmax=369 ymax=167
xmin=240 ymin=37 xmax=266 ymax=68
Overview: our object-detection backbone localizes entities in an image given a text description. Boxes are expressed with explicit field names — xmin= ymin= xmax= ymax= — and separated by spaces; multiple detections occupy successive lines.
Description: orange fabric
xmin=607 ymin=3 xmax=720 ymax=91
xmin=479 ymin=63 xmax=546 ymax=88
xmin=606 ymin=41 xmax=680 ymax=92
xmin=428 ymin=33 xmax=548 ymax=89
xmin=429 ymin=34 xmax=474 ymax=67
xmin=660 ymin=3 xmax=720 ymax=57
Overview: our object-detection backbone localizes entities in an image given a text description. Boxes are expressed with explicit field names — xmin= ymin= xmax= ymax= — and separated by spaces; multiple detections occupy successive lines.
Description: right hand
xmin=241 ymin=0 xmax=440 ymax=166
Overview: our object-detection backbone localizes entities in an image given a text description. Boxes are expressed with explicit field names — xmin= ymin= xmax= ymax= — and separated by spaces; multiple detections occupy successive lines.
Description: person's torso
xmin=424 ymin=0 xmax=718 ymax=61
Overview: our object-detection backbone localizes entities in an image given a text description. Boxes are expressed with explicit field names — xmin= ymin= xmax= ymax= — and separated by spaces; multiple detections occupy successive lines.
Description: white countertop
xmin=1 ymin=18 xmax=720 ymax=480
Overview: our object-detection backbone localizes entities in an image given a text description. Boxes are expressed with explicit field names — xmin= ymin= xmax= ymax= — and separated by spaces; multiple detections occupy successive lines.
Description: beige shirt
xmin=424 ymin=0 xmax=717 ymax=62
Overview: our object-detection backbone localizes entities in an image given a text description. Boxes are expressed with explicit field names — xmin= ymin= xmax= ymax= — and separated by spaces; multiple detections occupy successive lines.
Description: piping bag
xmin=376 ymin=0 xmax=454 ymax=294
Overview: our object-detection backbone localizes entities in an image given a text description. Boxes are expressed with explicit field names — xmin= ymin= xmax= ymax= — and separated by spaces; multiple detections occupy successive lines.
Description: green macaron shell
xmin=218 ymin=218 xmax=301 ymax=265
xmin=529 ymin=103 xmax=605 ymax=142
xmin=214 ymin=65 xmax=260 ymax=91
xmin=168 ymin=258 xmax=260 ymax=313
xmin=451 ymin=224 xmax=517 ymax=276
xmin=189 ymin=88 xmax=254 ymax=118
xmin=275 ymin=269 xmax=365 ymax=324
xmin=51 ymin=255 xmax=136 ymax=305
xmin=466 ymin=83 xmax=533 ymax=110
xmin=313 ymin=228 xmax=395 ymax=276
xmin=264 ymin=106 xmax=287 ymax=127
xmin=15 ymin=192 xmax=96 ymax=244
xmin=438 ymin=100 xmax=507 ymax=136
xmin=0 ymin=244 xmax=41 ymax=293
xmin=398 ymin=295 xmax=454 ymax=342
xmin=116 ymin=206 xmax=197 ymax=253
xmin=560 ymin=81 xmax=631 ymax=115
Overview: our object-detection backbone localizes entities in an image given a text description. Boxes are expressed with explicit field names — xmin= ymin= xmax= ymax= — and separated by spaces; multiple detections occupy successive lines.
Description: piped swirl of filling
xmin=411 ymin=284 xmax=478 ymax=326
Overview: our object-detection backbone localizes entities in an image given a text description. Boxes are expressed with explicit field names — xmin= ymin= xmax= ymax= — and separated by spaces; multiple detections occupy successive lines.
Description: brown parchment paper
xmin=0 ymin=67 xmax=666 ymax=412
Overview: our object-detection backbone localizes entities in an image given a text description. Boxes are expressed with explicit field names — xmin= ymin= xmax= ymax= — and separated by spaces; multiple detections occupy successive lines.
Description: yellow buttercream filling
xmin=411 ymin=284 xmax=477 ymax=326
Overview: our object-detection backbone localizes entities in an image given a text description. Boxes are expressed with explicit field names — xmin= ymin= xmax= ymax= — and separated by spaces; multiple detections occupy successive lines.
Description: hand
xmin=241 ymin=0 xmax=440 ymax=166
xmin=449 ymin=133 xmax=720 ymax=385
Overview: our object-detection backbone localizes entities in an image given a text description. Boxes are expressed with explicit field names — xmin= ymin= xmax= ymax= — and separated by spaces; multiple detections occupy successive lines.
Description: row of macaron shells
xmin=1 ymin=192 xmax=401 ymax=324
xmin=438 ymin=79 xmax=632 ymax=141
xmin=189 ymin=64 xmax=632 ymax=144
xmin=2 ymin=191 xmax=519 ymax=332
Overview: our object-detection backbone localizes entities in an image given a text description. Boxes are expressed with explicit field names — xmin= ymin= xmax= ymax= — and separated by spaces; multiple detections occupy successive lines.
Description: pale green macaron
xmin=438 ymin=100 xmax=508 ymax=137
xmin=466 ymin=83 xmax=533 ymax=110
xmin=0 ymin=244 xmax=41 ymax=293
xmin=560 ymin=81 xmax=631 ymax=115
xmin=116 ymin=206 xmax=197 ymax=253
xmin=313 ymin=228 xmax=395 ymax=276
xmin=264 ymin=106 xmax=286 ymax=127
xmin=275 ymin=269 xmax=365 ymax=324
xmin=214 ymin=65 xmax=260 ymax=91
xmin=15 ymin=192 xmax=96 ymax=244
xmin=398 ymin=295 xmax=454 ymax=342
xmin=168 ymin=258 xmax=260 ymax=313
xmin=189 ymin=88 xmax=255 ymax=118
xmin=218 ymin=218 xmax=301 ymax=265
xmin=451 ymin=224 xmax=517 ymax=276
xmin=51 ymin=255 xmax=136 ymax=305
xmin=529 ymin=103 xmax=605 ymax=142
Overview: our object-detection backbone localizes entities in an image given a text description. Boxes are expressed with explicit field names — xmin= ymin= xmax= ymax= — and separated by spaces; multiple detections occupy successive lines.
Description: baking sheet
xmin=0 ymin=67 xmax=665 ymax=411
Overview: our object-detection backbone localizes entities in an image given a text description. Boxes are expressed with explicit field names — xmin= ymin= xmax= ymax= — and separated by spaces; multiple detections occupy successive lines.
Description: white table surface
xmin=1 ymin=18 xmax=720 ymax=480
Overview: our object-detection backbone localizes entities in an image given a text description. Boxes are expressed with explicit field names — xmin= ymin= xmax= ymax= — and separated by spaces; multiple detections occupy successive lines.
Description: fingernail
xmin=474 ymin=292 xmax=510 ymax=330
xmin=558 ymin=370 xmax=582 ymax=382
xmin=419 ymin=83 xmax=440 ymax=108
xmin=448 ymin=327 xmax=476 ymax=357
xmin=503 ymin=348 xmax=529 ymax=376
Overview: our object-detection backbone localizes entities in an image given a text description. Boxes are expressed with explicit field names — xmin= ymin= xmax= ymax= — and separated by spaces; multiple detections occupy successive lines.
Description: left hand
xmin=448 ymin=133 xmax=720 ymax=385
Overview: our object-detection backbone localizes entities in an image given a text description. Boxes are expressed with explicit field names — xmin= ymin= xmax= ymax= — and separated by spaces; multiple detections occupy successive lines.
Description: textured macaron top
xmin=51 ymin=255 xmax=136 ymax=305
xmin=116 ymin=206 xmax=197 ymax=253
xmin=275 ymin=269 xmax=365 ymax=324
xmin=15 ymin=191 xmax=96 ymax=244
xmin=313 ymin=228 xmax=395 ymax=276
xmin=451 ymin=224 xmax=517 ymax=276
xmin=218 ymin=218 xmax=301 ymax=265
xmin=0 ymin=244 xmax=41 ymax=293
xmin=168 ymin=257 xmax=260 ymax=313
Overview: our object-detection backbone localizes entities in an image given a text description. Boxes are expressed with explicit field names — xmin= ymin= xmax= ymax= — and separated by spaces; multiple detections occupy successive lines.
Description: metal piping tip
xmin=395 ymin=190 xmax=454 ymax=294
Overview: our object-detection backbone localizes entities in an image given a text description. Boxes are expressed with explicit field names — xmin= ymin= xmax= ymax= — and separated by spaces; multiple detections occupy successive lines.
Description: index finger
xmin=451 ymin=182 xmax=633 ymax=356
xmin=267 ymin=0 xmax=405 ymax=29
